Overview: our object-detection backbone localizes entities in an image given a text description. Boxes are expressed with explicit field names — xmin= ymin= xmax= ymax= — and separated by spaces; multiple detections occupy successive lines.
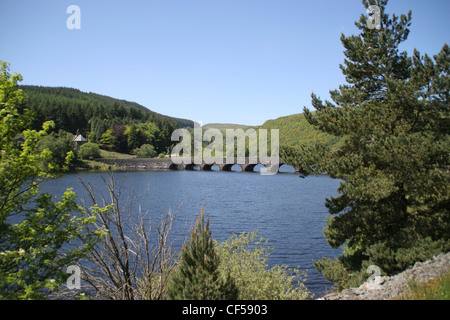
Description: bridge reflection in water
xmin=94 ymin=157 xmax=299 ymax=173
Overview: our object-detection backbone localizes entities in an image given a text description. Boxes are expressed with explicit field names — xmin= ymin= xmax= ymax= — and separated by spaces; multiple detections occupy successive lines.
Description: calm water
xmin=40 ymin=169 xmax=342 ymax=297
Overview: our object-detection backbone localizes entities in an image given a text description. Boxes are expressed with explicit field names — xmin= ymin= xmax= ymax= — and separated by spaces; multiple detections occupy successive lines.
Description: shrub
xmin=131 ymin=144 xmax=157 ymax=158
xmin=37 ymin=130 xmax=78 ymax=169
xmin=79 ymin=142 xmax=101 ymax=159
xmin=215 ymin=230 xmax=311 ymax=300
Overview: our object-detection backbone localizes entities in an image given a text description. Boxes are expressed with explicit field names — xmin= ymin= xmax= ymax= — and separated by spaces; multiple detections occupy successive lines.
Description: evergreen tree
xmin=167 ymin=208 xmax=238 ymax=300
xmin=111 ymin=124 xmax=128 ymax=153
xmin=127 ymin=124 xmax=145 ymax=152
xmin=283 ymin=0 xmax=449 ymax=289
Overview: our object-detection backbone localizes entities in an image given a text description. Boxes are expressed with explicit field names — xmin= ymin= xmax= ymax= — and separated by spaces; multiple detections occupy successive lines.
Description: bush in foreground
xmin=215 ymin=230 xmax=311 ymax=300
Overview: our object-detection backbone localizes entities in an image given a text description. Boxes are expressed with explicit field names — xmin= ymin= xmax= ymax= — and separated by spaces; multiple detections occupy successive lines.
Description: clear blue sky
xmin=1 ymin=0 xmax=448 ymax=126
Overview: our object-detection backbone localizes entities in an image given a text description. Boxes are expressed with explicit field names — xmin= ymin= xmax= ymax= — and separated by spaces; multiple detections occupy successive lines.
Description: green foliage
xmin=190 ymin=118 xmax=341 ymax=161
xmin=79 ymin=142 xmax=101 ymax=160
xmin=126 ymin=124 xmax=145 ymax=152
xmin=20 ymin=85 xmax=193 ymax=153
xmin=132 ymin=144 xmax=157 ymax=158
xmin=37 ymin=129 xmax=78 ymax=170
xmin=214 ymin=231 xmax=311 ymax=300
xmin=167 ymin=209 xmax=238 ymax=300
xmin=286 ymin=1 xmax=450 ymax=289
xmin=0 ymin=190 xmax=101 ymax=299
xmin=257 ymin=113 xmax=342 ymax=149
xmin=100 ymin=129 xmax=116 ymax=151
xmin=0 ymin=61 xmax=101 ymax=299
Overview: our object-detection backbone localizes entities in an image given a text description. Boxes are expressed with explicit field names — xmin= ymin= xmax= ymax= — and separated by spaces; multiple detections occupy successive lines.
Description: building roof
xmin=73 ymin=134 xmax=88 ymax=142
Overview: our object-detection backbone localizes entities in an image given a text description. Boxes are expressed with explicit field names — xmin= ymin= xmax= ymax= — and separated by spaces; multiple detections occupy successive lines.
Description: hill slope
xmin=257 ymin=113 xmax=341 ymax=148
xmin=20 ymin=85 xmax=194 ymax=153
xmin=20 ymin=85 xmax=339 ymax=154
xmin=202 ymin=123 xmax=252 ymax=131
xmin=203 ymin=113 xmax=342 ymax=149
xmin=21 ymin=85 xmax=194 ymax=131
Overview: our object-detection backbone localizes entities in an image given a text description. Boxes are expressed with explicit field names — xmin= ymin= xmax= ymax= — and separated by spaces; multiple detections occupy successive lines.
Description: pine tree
xmin=283 ymin=0 xmax=449 ymax=289
xmin=167 ymin=208 xmax=238 ymax=300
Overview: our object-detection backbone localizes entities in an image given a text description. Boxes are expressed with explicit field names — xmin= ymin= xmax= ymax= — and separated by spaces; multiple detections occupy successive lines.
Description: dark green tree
xmin=127 ymin=124 xmax=145 ymax=152
xmin=167 ymin=208 xmax=238 ymax=300
xmin=282 ymin=0 xmax=449 ymax=289
xmin=111 ymin=124 xmax=128 ymax=153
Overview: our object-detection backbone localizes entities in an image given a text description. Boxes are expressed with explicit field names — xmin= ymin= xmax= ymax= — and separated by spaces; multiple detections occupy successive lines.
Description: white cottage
xmin=73 ymin=129 xmax=88 ymax=147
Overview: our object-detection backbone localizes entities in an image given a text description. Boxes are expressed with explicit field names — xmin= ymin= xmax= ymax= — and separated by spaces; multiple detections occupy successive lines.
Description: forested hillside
xmin=20 ymin=85 xmax=193 ymax=154
xmin=256 ymin=113 xmax=342 ymax=148
xmin=20 ymin=85 xmax=341 ymax=158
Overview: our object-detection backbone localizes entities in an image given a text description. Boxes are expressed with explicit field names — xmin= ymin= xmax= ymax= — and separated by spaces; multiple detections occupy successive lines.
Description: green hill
xmin=256 ymin=113 xmax=341 ymax=148
xmin=21 ymin=85 xmax=194 ymax=131
xmin=202 ymin=123 xmax=252 ymax=131
xmin=19 ymin=85 xmax=194 ymax=153
xmin=20 ymin=85 xmax=340 ymax=154
xmin=200 ymin=114 xmax=341 ymax=161
xmin=203 ymin=113 xmax=342 ymax=150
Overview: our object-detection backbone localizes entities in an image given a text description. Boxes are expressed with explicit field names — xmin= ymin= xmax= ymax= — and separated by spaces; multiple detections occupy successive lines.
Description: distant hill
xmin=202 ymin=123 xmax=252 ymax=131
xmin=20 ymin=85 xmax=194 ymax=131
xmin=20 ymin=85 xmax=340 ymax=153
xmin=256 ymin=113 xmax=342 ymax=148
xmin=19 ymin=85 xmax=194 ymax=153
xmin=202 ymin=114 xmax=341 ymax=153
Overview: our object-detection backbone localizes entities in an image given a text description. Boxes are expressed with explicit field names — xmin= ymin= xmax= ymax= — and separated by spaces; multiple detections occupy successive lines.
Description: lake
xmin=40 ymin=169 xmax=342 ymax=297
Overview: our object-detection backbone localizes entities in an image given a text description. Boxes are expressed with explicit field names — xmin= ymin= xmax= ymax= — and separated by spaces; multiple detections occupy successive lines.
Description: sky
xmin=1 ymin=0 xmax=449 ymax=126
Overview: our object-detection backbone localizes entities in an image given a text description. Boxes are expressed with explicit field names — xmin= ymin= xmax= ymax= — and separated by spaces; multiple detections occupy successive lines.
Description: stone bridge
xmin=94 ymin=157 xmax=299 ymax=172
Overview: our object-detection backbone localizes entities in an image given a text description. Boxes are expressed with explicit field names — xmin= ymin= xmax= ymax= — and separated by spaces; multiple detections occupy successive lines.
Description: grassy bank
xmin=76 ymin=149 xmax=134 ymax=171
xmin=99 ymin=149 xmax=135 ymax=159
xmin=396 ymin=271 xmax=450 ymax=300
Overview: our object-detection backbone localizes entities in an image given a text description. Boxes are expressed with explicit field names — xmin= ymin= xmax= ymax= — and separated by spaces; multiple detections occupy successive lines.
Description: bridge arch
xmin=201 ymin=164 xmax=220 ymax=171
xmin=169 ymin=163 xmax=183 ymax=170
xmin=243 ymin=164 xmax=258 ymax=172
xmin=201 ymin=164 xmax=212 ymax=171
xmin=222 ymin=164 xmax=242 ymax=172
xmin=185 ymin=163 xmax=199 ymax=171
xmin=279 ymin=164 xmax=296 ymax=173
xmin=93 ymin=157 xmax=293 ymax=173
xmin=222 ymin=164 xmax=233 ymax=171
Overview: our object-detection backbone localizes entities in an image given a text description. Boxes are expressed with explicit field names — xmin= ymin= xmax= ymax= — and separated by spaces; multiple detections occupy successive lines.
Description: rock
xmin=318 ymin=251 xmax=450 ymax=300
